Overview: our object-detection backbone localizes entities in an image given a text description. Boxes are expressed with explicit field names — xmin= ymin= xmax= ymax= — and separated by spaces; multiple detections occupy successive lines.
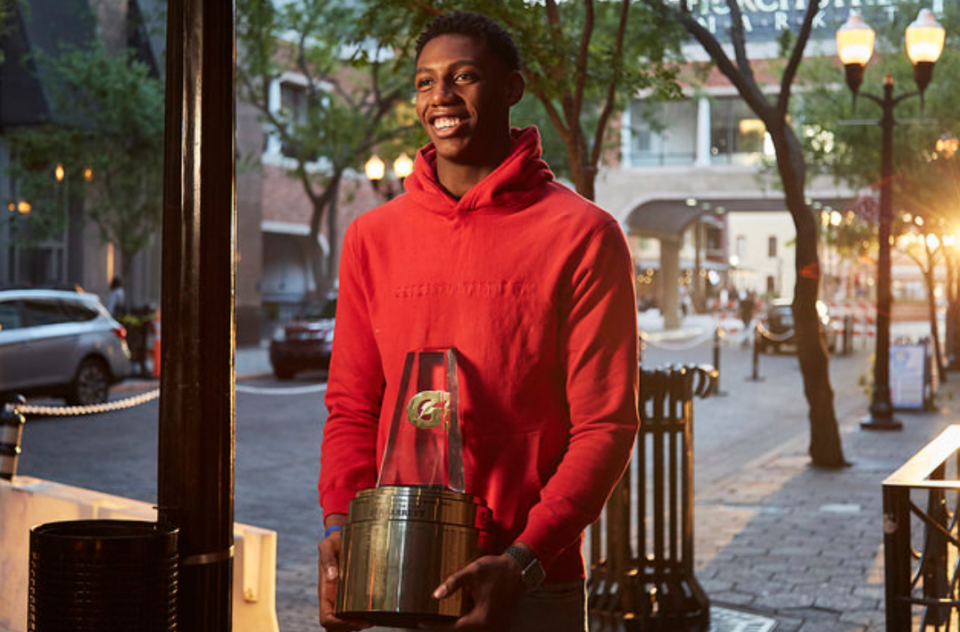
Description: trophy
xmin=335 ymin=348 xmax=491 ymax=627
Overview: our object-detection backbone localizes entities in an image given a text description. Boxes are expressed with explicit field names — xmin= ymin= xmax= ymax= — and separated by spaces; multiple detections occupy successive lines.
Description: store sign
xmin=890 ymin=344 xmax=928 ymax=410
xmin=676 ymin=0 xmax=935 ymax=39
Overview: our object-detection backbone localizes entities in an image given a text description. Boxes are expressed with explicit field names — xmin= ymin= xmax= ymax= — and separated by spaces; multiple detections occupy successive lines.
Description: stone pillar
xmin=661 ymin=237 xmax=682 ymax=330
xmin=695 ymin=97 xmax=711 ymax=167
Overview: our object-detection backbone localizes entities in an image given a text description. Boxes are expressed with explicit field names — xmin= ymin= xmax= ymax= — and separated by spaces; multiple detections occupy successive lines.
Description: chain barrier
xmin=14 ymin=380 xmax=329 ymax=418
xmin=17 ymin=389 xmax=161 ymax=417
xmin=755 ymin=321 xmax=797 ymax=343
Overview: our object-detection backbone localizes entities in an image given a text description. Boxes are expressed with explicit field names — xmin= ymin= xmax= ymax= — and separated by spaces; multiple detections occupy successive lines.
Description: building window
xmin=736 ymin=235 xmax=746 ymax=260
xmin=768 ymin=236 xmax=777 ymax=258
xmin=628 ymin=99 xmax=697 ymax=167
xmin=278 ymin=81 xmax=316 ymax=160
xmin=705 ymin=225 xmax=722 ymax=254
xmin=710 ymin=96 xmax=769 ymax=165
xmin=767 ymin=275 xmax=776 ymax=294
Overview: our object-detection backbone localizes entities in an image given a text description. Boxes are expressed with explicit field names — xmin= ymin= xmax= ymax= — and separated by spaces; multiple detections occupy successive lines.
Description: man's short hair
xmin=415 ymin=11 xmax=521 ymax=71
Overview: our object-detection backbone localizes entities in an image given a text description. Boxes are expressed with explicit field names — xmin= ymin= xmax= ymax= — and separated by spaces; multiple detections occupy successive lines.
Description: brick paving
xmin=690 ymin=382 xmax=958 ymax=631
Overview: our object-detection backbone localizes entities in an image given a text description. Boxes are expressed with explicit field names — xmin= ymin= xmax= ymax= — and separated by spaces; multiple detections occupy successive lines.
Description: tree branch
xmin=724 ymin=0 xmax=754 ymax=84
xmin=779 ymin=0 xmax=820 ymax=116
xmin=571 ymin=0 xmax=594 ymax=127
xmin=590 ymin=0 xmax=629 ymax=168
xmin=532 ymin=87 xmax=571 ymax=144
xmin=650 ymin=0 xmax=771 ymax=120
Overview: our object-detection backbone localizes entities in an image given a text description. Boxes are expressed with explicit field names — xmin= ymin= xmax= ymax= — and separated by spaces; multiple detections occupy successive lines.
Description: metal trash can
xmin=29 ymin=520 xmax=178 ymax=632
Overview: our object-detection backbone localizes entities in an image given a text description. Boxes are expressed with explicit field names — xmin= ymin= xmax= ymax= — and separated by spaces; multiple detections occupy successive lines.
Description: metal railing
xmin=588 ymin=364 xmax=717 ymax=632
xmin=884 ymin=425 xmax=960 ymax=631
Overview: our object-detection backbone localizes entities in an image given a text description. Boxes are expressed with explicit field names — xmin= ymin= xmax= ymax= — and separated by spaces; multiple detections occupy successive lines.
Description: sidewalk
xmin=115 ymin=342 xmax=274 ymax=393
xmin=690 ymin=363 xmax=958 ymax=632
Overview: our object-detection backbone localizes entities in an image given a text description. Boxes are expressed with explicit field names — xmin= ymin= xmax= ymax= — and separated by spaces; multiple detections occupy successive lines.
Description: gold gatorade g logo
xmin=406 ymin=390 xmax=450 ymax=430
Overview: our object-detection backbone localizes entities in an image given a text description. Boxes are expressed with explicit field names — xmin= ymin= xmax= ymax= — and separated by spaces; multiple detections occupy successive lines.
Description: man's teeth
xmin=434 ymin=117 xmax=460 ymax=130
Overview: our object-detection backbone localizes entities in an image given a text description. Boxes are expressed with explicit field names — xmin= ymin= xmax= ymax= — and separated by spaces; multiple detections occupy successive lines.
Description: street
xmin=13 ymin=324 xmax=912 ymax=631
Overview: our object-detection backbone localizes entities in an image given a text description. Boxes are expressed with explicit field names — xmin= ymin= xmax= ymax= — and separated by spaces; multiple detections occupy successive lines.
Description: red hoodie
xmin=320 ymin=127 xmax=639 ymax=582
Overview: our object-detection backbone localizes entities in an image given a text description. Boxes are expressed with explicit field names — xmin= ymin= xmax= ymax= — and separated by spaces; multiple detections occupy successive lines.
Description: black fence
xmin=588 ymin=364 xmax=717 ymax=632
xmin=884 ymin=425 xmax=960 ymax=631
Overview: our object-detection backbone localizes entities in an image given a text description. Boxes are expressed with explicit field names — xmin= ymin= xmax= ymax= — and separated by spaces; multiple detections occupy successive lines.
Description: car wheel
xmin=68 ymin=358 xmax=111 ymax=406
xmin=274 ymin=368 xmax=295 ymax=381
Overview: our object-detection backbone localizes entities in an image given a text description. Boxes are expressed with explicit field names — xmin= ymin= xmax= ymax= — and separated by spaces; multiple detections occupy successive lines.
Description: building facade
xmin=596 ymin=0 xmax=938 ymax=328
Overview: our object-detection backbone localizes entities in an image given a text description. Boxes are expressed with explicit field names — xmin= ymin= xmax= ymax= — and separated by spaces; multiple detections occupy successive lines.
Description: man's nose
xmin=431 ymin=79 xmax=457 ymax=103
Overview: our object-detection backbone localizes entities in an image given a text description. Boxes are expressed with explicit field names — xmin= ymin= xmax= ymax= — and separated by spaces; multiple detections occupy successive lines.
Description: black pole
xmin=158 ymin=0 xmax=237 ymax=630
xmin=711 ymin=326 xmax=726 ymax=396
xmin=862 ymin=75 xmax=902 ymax=431
xmin=748 ymin=324 xmax=764 ymax=382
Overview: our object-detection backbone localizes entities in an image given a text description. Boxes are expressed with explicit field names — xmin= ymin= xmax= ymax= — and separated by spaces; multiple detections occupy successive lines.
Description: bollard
xmin=710 ymin=327 xmax=727 ymax=396
xmin=747 ymin=324 xmax=764 ymax=382
xmin=1 ymin=396 xmax=26 ymax=481
xmin=843 ymin=314 xmax=853 ymax=356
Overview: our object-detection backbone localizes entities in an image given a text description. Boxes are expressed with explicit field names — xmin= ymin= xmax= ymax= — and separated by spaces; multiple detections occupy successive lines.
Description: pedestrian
xmin=317 ymin=11 xmax=639 ymax=632
xmin=105 ymin=276 xmax=125 ymax=317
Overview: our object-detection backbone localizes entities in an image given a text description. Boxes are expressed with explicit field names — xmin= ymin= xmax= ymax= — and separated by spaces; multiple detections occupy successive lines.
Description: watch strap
xmin=504 ymin=544 xmax=546 ymax=592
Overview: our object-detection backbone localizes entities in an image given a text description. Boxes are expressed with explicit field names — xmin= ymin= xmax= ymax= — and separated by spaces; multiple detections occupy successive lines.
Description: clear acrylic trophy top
xmin=377 ymin=348 xmax=465 ymax=493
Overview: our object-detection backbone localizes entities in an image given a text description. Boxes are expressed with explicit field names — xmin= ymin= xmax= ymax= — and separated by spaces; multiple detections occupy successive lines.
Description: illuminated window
xmin=710 ymin=97 xmax=767 ymax=164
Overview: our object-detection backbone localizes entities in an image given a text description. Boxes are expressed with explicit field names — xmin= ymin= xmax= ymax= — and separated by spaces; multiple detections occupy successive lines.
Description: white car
xmin=0 ymin=289 xmax=132 ymax=405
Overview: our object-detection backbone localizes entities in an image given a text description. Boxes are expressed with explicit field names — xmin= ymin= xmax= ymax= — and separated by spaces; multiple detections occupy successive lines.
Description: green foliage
xmin=236 ymin=0 xmax=421 ymax=195
xmin=6 ymin=42 xmax=164 ymax=275
xmin=357 ymin=0 xmax=684 ymax=189
xmin=797 ymin=1 xmax=960 ymax=236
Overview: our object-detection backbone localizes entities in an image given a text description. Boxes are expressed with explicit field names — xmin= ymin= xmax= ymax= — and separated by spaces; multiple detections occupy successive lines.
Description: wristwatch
xmin=504 ymin=544 xmax=546 ymax=592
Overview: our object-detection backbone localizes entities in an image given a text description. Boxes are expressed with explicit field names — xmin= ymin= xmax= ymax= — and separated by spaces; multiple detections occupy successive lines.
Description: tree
xmin=236 ymin=0 xmax=421 ymax=293
xmin=797 ymin=0 xmax=960 ymax=382
xmin=359 ymin=0 xmax=685 ymax=201
xmin=643 ymin=0 xmax=847 ymax=466
xmin=7 ymin=42 xmax=165 ymax=286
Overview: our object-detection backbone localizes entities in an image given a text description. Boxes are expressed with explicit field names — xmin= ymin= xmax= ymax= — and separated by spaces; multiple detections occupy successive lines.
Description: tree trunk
xmin=324 ymin=177 xmax=341 ymax=292
xmin=925 ymin=265 xmax=945 ymax=383
xmin=771 ymin=123 xmax=847 ymax=468
xmin=565 ymin=142 xmax=596 ymax=201
xmin=946 ymin=253 xmax=959 ymax=372
xmin=304 ymin=172 xmax=342 ymax=300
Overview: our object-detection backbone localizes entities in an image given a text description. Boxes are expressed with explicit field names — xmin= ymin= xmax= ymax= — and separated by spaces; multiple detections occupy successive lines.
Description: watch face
xmin=523 ymin=560 xmax=546 ymax=591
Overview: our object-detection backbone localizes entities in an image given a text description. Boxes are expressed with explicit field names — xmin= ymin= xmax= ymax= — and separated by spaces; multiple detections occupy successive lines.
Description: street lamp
xmin=366 ymin=152 xmax=413 ymax=199
xmin=836 ymin=9 xmax=945 ymax=431
xmin=364 ymin=154 xmax=386 ymax=192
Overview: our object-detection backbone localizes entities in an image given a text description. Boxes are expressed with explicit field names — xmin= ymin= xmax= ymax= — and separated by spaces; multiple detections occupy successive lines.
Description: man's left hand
xmin=422 ymin=553 xmax=524 ymax=631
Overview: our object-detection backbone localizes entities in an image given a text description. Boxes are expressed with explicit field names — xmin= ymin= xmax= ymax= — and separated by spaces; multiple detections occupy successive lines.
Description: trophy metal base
xmin=335 ymin=486 xmax=491 ymax=622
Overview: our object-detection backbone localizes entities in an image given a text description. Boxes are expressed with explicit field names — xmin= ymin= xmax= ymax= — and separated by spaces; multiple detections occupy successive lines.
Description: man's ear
xmin=508 ymin=71 xmax=525 ymax=106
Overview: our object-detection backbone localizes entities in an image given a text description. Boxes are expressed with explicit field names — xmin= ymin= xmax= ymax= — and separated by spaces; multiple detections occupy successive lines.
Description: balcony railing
xmin=884 ymin=424 xmax=960 ymax=631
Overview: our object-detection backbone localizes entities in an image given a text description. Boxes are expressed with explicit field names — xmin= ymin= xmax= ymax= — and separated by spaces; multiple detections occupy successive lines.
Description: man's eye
xmin=455 ymin=72 xmax=475 ymax=82
xmin=416 ymin=78 xmax=433 ymax=89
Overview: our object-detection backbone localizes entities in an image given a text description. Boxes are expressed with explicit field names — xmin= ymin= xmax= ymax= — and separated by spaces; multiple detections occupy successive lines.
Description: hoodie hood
xmin=404 ymin=126 xmax=555 ymax=215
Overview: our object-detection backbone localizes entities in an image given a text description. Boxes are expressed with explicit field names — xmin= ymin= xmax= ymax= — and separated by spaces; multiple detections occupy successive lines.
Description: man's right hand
xmin=318 ymin=521 xmax=371 ymax=632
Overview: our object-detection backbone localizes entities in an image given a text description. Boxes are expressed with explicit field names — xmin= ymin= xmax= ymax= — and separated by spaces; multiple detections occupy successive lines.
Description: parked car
xmin=269 ymin=293 xmax=337 ymax=380
xmin=0 ymin=289 xmax=132 ymax=405
xmin=757 ymin=298 xmax=839 ymax=354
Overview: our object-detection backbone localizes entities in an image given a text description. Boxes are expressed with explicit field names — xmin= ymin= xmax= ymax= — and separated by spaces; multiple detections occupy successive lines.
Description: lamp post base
xmin=860 ymin=411 xmax=902 ymax=431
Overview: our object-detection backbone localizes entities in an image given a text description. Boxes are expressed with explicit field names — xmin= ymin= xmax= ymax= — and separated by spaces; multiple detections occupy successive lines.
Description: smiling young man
xmin=317 ymin=12 xmax=640 ymax=632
